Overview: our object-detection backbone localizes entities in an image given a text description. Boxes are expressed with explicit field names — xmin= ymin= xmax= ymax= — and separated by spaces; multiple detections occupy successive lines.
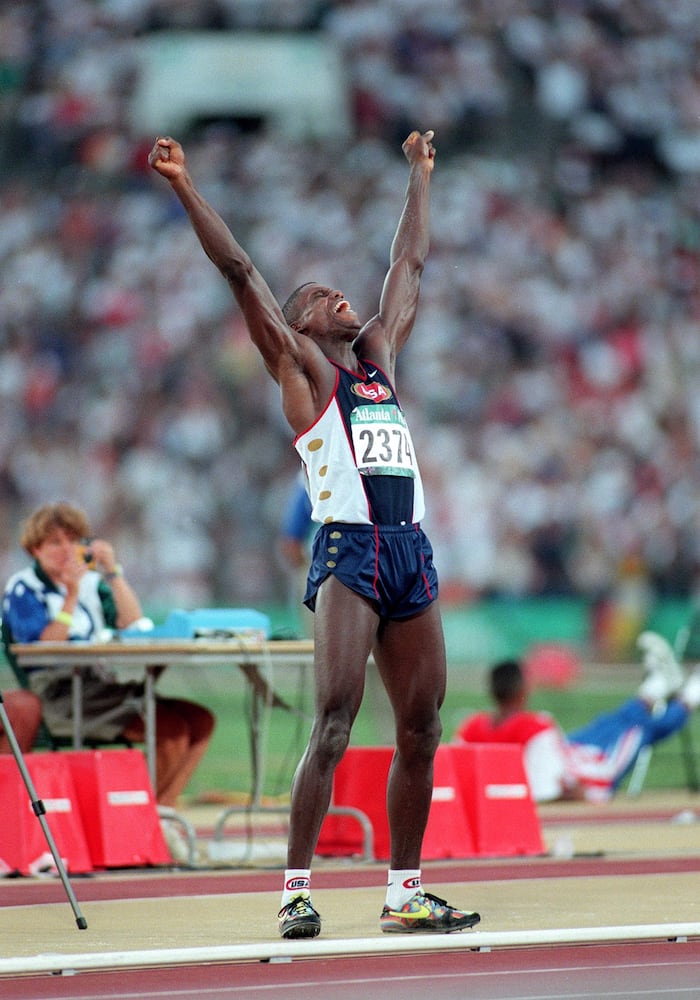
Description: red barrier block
xmin=421 ymin=745 xmax=478 ymax=859
xmin=0 ymin=753 xmax=93 ymax=875
xmin=317 ymin=747 xmax=392 ymax=858
xmin=63 ymin=750 xmax=170 ymax=868
xmin=317 ymin=745 xmax=478 ymax=860
xmin=317 ymin=744 xmax=544 ymax=860
xmin=451 ymin=743 xmax=544 ymax=856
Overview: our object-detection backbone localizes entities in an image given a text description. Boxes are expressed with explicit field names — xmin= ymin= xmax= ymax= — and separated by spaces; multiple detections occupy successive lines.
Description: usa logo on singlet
xmin=351 ymin=382 xmax=393 ymax=403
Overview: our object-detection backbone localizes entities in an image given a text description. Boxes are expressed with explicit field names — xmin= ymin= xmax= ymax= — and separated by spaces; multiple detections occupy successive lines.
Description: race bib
xmin=350 ymin=404 xmax=417 ymax=478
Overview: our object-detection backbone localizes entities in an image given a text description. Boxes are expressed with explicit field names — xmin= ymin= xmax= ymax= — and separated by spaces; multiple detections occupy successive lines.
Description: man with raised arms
xmin=149 ymin=129 xmax=480 ymax=938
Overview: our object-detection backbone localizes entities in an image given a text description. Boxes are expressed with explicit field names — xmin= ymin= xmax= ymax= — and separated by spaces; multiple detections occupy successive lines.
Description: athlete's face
xmin=291 ymin=284 xmax=361 ymax=339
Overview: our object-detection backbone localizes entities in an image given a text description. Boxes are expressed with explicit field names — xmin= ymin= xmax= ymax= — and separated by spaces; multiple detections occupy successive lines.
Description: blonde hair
xmin=20 ymin=503 xmax=91 ymax=554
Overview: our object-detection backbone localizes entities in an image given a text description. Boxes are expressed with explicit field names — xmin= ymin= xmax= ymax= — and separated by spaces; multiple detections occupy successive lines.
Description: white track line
xmin=0 ymin=923 xmax=698 ymax=976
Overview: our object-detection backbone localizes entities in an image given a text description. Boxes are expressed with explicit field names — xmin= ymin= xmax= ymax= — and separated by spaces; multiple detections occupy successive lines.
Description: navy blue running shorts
xmin=303 ymin=522 xmax=439 ymax=620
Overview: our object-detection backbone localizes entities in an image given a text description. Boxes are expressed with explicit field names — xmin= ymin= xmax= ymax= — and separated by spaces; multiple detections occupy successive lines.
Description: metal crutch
xmin=0 ymin=690 xmax=87 ymax=929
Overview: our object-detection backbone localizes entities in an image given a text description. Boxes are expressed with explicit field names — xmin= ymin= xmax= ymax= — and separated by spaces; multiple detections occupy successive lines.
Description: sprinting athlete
xmin=149 ymin=129 xmax=480 ymax=938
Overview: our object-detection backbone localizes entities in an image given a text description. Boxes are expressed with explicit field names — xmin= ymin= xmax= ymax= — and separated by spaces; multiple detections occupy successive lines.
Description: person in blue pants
xmin=456 ymin=632 xmax=700 ymax=802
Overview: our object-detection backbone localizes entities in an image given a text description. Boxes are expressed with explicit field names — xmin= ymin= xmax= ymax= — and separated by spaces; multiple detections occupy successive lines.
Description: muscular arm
xmin=358 ymin=130 xmax=435 ymax=369
xmin=148 ymin=137 xmax=330 ymax=431
xmin=149 ymin=138 xmax=300 ymax=381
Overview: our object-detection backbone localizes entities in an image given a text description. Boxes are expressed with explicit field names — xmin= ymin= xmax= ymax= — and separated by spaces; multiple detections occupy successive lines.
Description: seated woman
xmin=1 ymin=502 xmax=215 ymax=811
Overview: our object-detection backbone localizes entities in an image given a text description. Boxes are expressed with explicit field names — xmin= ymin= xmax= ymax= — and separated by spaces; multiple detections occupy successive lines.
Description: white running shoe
xmin=637 ymin=631 xmax=684 ymax=702
xmin=680 ymin=665 xmax=700 ymax=711
xmin=160 ymin=818 xmax=193 ymax=865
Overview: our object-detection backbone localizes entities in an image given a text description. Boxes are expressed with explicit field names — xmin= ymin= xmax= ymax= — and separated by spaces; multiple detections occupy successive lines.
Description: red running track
xmin=3 ymin=940 xmax=700 ymax=999
xmin=2 ymin=854 xmax=700 ymax=908
xmin=3 ymin=854 xmax=699 ymax=998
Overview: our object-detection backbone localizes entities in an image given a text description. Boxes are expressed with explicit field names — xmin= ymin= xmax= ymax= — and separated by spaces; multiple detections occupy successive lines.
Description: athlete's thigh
xmin=374 ymin=600 xmax=447 ymax=722
xmin=312 ymin=573 xmax=379 ymax=716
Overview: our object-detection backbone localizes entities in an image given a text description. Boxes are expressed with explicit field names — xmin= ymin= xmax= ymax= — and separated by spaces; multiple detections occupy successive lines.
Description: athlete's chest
xmin=334 ymin=367 xmax=416 ymax=479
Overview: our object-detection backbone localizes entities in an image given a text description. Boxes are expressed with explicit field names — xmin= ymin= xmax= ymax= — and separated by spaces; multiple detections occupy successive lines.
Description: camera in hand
xmin=79 ymin=538 xmax=96 ymax=568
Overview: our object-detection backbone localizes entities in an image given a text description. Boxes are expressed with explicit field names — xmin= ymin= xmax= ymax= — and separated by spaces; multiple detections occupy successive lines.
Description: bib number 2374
xmin=351 ymin=405 xmax=417 ymax=478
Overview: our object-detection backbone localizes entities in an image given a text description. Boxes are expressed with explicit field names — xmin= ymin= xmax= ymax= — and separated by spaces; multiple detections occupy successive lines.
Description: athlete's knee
xmin=310 ymin=711 xmax=353 ymax=767
xmin=396 ymin=713 xmax=442 ymax=762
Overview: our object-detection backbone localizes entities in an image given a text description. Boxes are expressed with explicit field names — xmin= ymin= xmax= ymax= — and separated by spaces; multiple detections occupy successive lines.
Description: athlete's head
xmin=282 ymin=283 xmax=314 ymax=328
xmin=489 ymin=659 xmax=526 ymax=708
xmin=282 ymin=283 xmax=360 ymax=340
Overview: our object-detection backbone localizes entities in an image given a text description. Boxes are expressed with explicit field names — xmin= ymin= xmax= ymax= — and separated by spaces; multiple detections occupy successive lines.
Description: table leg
xmin=238 ymin=660 xmax=289 ymax=808
xmin=71 ymin=667 xmax=83 ymax=749
xmin=145 ymin=666 xmax=158 ymax=790
xmin=249 ymin=679 xmax=263 ymax=809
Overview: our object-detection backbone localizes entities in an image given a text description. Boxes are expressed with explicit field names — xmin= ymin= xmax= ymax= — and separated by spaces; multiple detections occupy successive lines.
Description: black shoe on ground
xmin=278 ymin=892 xmax=322 ymax=939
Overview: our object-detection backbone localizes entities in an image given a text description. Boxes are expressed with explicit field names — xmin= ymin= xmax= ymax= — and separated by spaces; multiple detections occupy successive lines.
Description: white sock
xmin=637 ymin=672 xmax=670 ymax=705
xmin=281 ymin=869 xmax=311 ymax=908
xmin=681 ymin=670 xmax=700 ymax=711
xmin=385 ymin=869 xmax=421 ymax=909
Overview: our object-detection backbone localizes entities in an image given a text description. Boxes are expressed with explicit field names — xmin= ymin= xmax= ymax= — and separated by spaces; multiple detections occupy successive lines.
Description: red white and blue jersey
xmin=294 ymin=360 xmax=424 ymax=526
xmin=456 ymin=710 xmax=574 ymax=802
xmin=455 ymin=701 xmax=685 ymax=803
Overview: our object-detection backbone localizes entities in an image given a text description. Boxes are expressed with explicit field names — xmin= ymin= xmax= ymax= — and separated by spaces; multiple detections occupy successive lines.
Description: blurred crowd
xmin=1 ymin=0 xmax=700 ymax=622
